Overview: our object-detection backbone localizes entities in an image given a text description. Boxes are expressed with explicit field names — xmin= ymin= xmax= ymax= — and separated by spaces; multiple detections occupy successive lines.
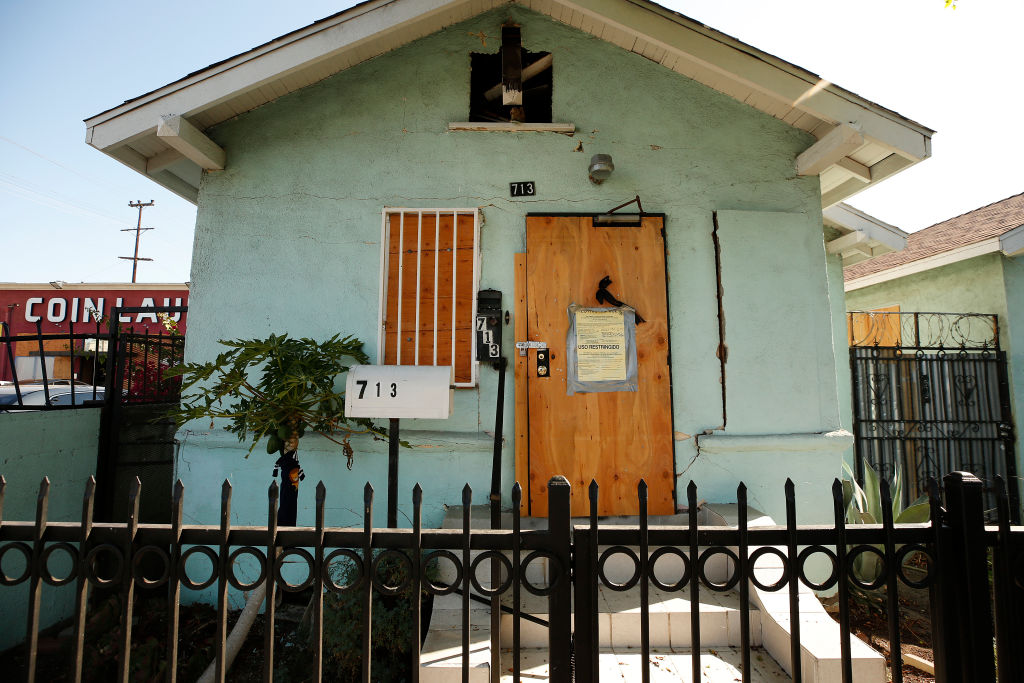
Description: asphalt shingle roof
xmin=844 ymin=192 xmax=1024 ymax=281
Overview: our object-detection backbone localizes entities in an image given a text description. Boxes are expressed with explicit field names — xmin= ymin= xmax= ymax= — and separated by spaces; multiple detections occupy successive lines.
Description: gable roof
xmin=84 ymin=0 xmax=933 ymax=205
xmin=844 ymin=192 xmax=1024 ymax=290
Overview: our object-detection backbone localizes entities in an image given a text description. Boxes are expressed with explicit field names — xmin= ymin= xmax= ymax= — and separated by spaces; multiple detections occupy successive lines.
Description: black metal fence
xmin=848 ymin=311 xmax=1019 ymax=522
xmin=0 ymin=319 xmax=109 ymax=410
xmin=0 ymin=307 xmax=186 ymax=410
xmin=0 ymin=472 xmax=1022 ymax=683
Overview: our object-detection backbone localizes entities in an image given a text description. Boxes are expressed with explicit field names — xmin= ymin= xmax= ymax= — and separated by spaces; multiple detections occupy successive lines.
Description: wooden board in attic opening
xmin=382 ymin=211 xmax=477 ymax=385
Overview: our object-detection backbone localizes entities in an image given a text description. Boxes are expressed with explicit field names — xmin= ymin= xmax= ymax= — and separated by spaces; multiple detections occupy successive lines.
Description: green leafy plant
xmin=842 ymin=461 xmax=931 ymax=583
xmin=319 ymin=550 xmax=435 ymax=681
xmin=166 ymin=333 xmax=388 ymax=462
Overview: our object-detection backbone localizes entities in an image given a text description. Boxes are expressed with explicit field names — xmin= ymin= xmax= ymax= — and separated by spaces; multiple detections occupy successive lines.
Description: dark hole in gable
xmin=469 ymin=50 xmax=552 ymax=123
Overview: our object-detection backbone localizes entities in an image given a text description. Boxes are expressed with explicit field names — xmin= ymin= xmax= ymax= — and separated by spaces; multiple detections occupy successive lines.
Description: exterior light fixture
xmin=588 ymin=154 xmax=614 ymax=184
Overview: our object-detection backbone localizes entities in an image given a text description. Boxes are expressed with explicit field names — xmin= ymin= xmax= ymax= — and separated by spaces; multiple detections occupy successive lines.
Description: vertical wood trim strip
xmin=470 ymin=209 xmax=480 ymax=387
xmin=433 ymin=213 xmax=440 ymax=365
xmin=415 ymin=212 xmax=422 ymax=365
xmin=513 ymin=253 xmax=529 ymax=516
xmin=451 ymin=212 xmax=458 ymax=376
xmin=396 ymin=213 xmax=405 ymax=365
xmin=377 ymin=210 xmax=389 ymax=366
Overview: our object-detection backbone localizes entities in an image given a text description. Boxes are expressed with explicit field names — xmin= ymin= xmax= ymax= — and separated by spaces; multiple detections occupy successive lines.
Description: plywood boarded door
xmin=520 ymin=215 xmax=673 ymax=517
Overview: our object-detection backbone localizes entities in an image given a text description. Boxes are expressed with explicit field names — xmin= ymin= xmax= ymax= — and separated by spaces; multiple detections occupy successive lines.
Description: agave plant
xmin=842 ymin=461 xmax=931 ymax=583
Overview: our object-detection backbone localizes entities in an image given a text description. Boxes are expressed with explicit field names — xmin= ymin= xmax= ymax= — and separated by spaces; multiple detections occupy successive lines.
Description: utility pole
xmin=120 ymin=200 xmax=155 ymax=282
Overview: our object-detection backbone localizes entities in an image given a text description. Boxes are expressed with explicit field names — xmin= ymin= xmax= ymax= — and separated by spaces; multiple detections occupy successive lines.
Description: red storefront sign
xmin=0 ymin=285 xmax=188 ymax=336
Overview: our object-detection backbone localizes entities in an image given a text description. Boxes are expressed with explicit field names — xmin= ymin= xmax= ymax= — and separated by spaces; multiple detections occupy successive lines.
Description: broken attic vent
xmin=469 ymin=49 xmax=552 ymax=123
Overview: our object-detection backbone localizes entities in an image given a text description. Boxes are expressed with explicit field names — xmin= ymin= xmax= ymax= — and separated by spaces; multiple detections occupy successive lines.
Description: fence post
xmin=546 ymin=476 xmax=572 ymax=683
xmin=943 ymin=471 xmax=995 ymax=682
xmin=573 ymin=481 xmax=599 ymax=683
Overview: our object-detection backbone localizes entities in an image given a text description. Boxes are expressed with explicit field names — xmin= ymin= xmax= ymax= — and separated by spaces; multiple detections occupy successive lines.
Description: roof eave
xmin=824 ymin=203 xmax=908 ymax=267
xmin=84 ymin=0 xmax=935 ymax=206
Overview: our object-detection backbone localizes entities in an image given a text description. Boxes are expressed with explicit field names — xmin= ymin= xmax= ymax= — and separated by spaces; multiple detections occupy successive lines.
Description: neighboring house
xmin=0 ymin=282 xmax=188 ymax=383
xmin=845 ymin=192 xmax=1024 ymax=510
xmin=83 ymin=0 xmax=932 ymax=530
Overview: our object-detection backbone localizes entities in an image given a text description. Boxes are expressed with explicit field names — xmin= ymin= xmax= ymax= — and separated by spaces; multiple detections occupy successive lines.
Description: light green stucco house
xmin=85 ymin=0 xmax=933 ymax=530
xmin=845 ymin=192 xmax=1024 ymax=511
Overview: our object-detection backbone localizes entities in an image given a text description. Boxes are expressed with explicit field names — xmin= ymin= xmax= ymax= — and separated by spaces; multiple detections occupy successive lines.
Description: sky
xmin=1 ymin=0 xmax=1021 ymax=284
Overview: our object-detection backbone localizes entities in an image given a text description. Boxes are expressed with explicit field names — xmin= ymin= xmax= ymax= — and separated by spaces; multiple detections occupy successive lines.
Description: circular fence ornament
xmin=797 ymin=545 xmax=839 ymax=592
xmin=0 ymin=542 xmax=33 ymax=586
xmin=597 ymin=546 xmax=640 ymax=592
xmin=697 ymin=547 xmax=740 ymax=592
xmin=132 ymin=544 xmax=172 ymax=588
xmin=323 ymin=549 xmax=365 ymax=594
xmin=227 ymin=546 xmax=267 ymax=591
xmin=274 ymin=548 xmax=316 ymax=592
xmin=86 ymin=544 xmax=125 ymax=587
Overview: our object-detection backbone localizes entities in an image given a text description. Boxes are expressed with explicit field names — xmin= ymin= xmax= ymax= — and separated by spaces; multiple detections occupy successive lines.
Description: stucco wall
xmin=827 ymin=251 xmax=854 ymax=465
xmin=999 ymin=255 xmax=1024 ymax=496
xmin=845 ymin=252 xmax=1022 ymax=504
xmin=0 ymin=408 xmax=100 ymax=650
xmin=845 ymin=252 xmax=1008 ymax=319
xmin=179 ymin=6 xmax=840 ymax=534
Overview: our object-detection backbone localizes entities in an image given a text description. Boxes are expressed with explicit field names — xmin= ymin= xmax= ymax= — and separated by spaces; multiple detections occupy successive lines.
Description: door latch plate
xmin=515 ymin=341 xmax=547 ymax=356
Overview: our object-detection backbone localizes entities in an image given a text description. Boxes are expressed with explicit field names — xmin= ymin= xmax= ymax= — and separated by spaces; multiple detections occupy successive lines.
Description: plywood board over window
xmin=848 ymin=305 xmax=901 ymax=347
xmin=378 ymin=209 xmax=480 ymax=387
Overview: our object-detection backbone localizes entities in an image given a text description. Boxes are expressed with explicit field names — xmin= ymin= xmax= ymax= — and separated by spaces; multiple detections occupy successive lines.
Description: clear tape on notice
xmin=565 ymin=303 xmax=637 ymax=395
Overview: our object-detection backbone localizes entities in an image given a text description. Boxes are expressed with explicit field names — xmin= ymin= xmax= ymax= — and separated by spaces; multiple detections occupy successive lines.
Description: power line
xmin=120 ymin=200 xmax=154 ymax=282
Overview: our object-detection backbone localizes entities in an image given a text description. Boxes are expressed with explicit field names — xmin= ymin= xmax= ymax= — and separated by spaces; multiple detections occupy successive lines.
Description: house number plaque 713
xmin=344 ymin=365 xmax=453 ymax=419
xmin=510 ymin=181 xmax=536 ymax=197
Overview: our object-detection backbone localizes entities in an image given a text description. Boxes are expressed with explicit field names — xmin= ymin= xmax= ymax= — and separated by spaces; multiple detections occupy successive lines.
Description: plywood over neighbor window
xmin=379 ymin=209 xmax=479 ymax=387
xmin=848 ymin=305 xmax=902 ymax=347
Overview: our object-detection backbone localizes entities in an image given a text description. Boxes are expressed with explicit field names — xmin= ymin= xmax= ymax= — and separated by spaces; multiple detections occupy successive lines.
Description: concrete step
xmin=499 ymin=585 xmax=761 ymax=649
xmin=419 ymin=594 xmax=492 ymax=682
xmin=500 ymin=646 xmax=791 ymax=682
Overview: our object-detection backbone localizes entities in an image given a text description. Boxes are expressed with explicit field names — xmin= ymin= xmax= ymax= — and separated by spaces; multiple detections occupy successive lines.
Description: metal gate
xmin=849 ymin=310 xmax=1019 ymax=520
xmin=96 ymin=305 xmax=187 ymax=522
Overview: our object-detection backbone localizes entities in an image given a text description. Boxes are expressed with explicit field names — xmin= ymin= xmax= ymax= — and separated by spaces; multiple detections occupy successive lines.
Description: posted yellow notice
xmin=575 ymin=309 xmax=627 ymax=381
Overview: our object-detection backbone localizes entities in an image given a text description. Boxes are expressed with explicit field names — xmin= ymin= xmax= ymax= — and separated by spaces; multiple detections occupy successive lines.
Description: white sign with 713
xmin=344 ymin=365 xmax=454 ymax=419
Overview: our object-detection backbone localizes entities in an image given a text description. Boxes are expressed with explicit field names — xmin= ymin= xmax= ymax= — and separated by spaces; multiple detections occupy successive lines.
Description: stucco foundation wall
xmin=845 ymin=252 xmax=1022 ymax=504
xmin=0 ymin=408 xmax=100 ymax=650
xmin=179 ymin=6 xmax=840 ymax=535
